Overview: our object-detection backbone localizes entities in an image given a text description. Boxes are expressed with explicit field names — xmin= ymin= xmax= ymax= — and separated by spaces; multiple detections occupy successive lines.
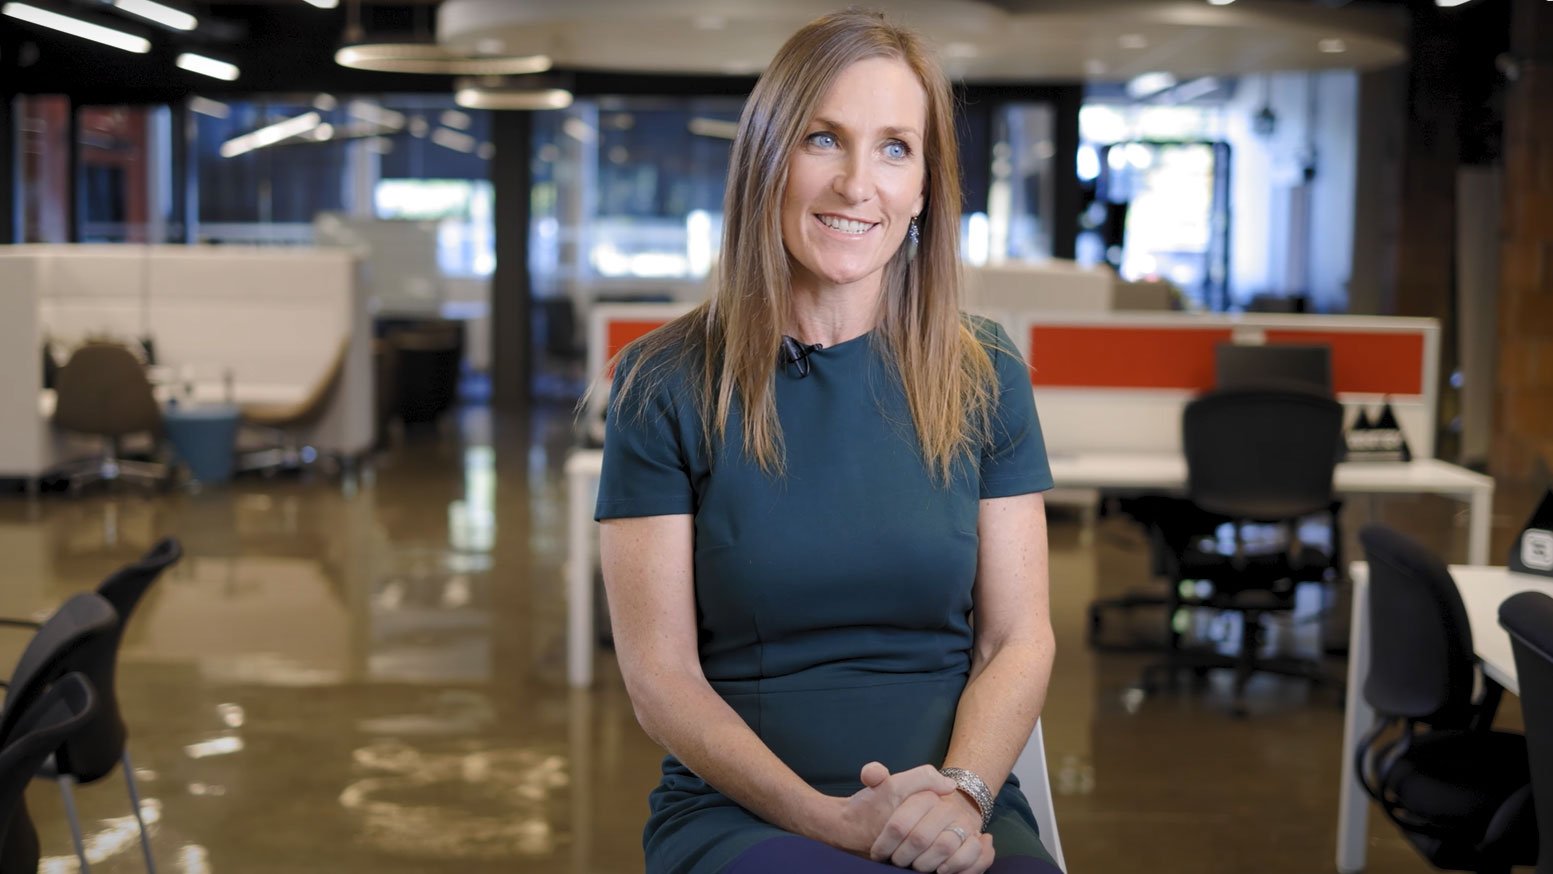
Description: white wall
xmin=1224 ymin=70 xmax=1360 ymax=311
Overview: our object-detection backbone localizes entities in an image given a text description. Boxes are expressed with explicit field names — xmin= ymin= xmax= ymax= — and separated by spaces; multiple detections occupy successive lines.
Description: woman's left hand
xmin=869 ymin=788 xmax=988 ymax=872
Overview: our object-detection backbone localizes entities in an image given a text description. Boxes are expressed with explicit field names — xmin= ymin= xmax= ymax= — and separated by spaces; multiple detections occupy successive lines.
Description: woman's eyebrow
xmin=808 ymin=116 xmax=921 ymax=139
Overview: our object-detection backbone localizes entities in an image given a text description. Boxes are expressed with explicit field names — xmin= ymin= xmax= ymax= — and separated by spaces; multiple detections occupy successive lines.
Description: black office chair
xmin=1090 ymin=347 xmax=1345 ymax=654
xmin=0 ymin=539 xmax=180 ymax=874
xmin=1134 ymin=387 xmax=1345 ymax=714
xmin=0 ymin=593 xmax=119 ymax=873
xmin=1500 ymin=590 xmax=1553 ymax=874
xmin=0 ymin=673 xmax=97 ymax=874
xmin=1354 ymin=525 xmax=1536 ymax=873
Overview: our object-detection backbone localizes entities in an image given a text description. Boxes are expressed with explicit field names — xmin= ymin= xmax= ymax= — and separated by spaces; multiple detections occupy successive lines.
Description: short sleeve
xmin=594 ymin=350 xmax=697 ymax=521
xmin=978 ymin=321 xmax=1054 ymax=499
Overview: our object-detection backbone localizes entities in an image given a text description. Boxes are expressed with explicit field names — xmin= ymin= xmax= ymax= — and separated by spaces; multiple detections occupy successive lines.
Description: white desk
xmin=1336 ymin=564 xmax=1553 ymax=873
xmin=565 ymin=448 xmax=1494 ymax=688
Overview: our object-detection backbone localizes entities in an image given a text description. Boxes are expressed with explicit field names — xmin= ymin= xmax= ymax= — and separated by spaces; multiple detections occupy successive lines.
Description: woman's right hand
xmin=819 ymin=762 xmax=958 ymax=857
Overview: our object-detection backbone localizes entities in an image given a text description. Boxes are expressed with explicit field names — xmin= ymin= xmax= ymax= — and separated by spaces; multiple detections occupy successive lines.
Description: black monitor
xmin=1214 ymin=342 xmax=1333 ymax=396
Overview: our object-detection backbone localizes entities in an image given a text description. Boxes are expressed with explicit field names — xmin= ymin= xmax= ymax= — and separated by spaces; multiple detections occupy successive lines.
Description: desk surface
xmin=565 ymin=448 xmax=1491 ymax=495
xmin=1351 ymin=563 xmax=1553 ymax=695
xmin=1046 ymin=454 xmax=1492 ymax=494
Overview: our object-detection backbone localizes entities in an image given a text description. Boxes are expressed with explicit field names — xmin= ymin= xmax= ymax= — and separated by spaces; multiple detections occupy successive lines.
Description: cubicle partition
xmin=1020 ymin=312 xmax=1441 ymax=459
xmin=0 ymin=245 xmax=375 ymax=482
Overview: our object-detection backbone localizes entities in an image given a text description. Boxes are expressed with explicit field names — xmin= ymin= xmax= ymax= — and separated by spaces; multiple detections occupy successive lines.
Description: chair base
xmin=55 ymin=455 xmax=168 ymax=493
xmin=1087 ymin=591 xmax=1172 ymax=652
xmin=1134 ymin=607 xmax=1344 ymax=717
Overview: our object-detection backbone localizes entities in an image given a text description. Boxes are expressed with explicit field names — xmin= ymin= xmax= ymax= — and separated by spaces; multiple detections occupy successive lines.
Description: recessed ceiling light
xmin=1318 ymin=38 xmax=1347 ymax=53
xmin=113 ymin=0 xmax=196 ymax=31
xmin=1119 ymin=33 xmax=1148 ymax=50
xmin=176 ymin=52 xmax=239 ymax=81
xmin=2 ymin=2 xmax=150 ymax=53
xmin=219 ymin=112 xmax=321 ymax=158
xmin=1207 ymin=0 xmax=1236 ymax=5
xmin=188 ymin=96 xmax=230 ymax=118
xmin=1434 ymin=0 xmax=1473 ymax=6
xmin=336 ymin=43 xmax=551 ymax=75
xmin=301 ymin=0 xmax=339 ymax=8
xmin=454 ymin=87 xmax=573 ymax=111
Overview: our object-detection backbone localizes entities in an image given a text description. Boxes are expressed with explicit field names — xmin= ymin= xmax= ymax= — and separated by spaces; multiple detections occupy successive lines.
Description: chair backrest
xmin=97 ymin=537 xmax=182 ymax=625
xmin=1008 ymin=717 xmax=1066 ymax=873
xmin=52 ymin=342 xmax=162 ymax=438
xmin=1501 ymin=591 xmax=1553 ymax=874
xmin=51 ymin=540 xmax=180 ymax=785
xmin=1359 ymin=525 xmax=1479 ymax=728
xmin=0 ymin=594 xmax=117 ymax=748
xmin=1214 ymin=343 xmax=1333 ymax=396
xmin=1182 ymin=387 xmax=1343 ymax=520
xmin=0 ymin=673 xmax=96 ymax=874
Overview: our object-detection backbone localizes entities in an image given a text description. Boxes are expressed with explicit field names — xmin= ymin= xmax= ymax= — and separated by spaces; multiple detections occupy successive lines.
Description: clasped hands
xmin=832 ymin=761 xmax=994 ymax=874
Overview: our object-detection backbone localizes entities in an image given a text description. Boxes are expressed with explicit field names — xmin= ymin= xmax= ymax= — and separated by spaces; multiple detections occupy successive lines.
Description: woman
xmin=596 ymin=10 xmax=1058 ymax=874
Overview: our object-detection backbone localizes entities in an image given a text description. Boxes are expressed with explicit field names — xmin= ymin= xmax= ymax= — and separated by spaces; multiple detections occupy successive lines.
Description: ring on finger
xmin=944 ymin=825 xmax=969 ymax=843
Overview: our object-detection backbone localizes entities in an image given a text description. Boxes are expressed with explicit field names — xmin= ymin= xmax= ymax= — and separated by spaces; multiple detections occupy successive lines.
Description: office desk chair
xmin=0 ymin=539 xmax=180 ymax=874
xmin=1354 ymin=525 xmax=1536 ymax=873
xmin=1134 ymin=386 xmax=1345 ymax=715
xmin=1089 ymin=345 xmax=1344 ymax=654
xmin=0 ymin=594 xmax=119 ymax=873
xmin=1500 ymin=590 xmax=1553 ymax=874
xmin=0 ymin=673 xmax=97 ymax=874
xmin=239 ymin=340 xmax=348 ymax=474
xmin=52 ymin=343 xmax=167 ymax=492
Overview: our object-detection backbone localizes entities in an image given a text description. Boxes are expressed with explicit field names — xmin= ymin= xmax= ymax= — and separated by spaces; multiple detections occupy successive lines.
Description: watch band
xmin=939 ymin=767 xmax=995 ymax=832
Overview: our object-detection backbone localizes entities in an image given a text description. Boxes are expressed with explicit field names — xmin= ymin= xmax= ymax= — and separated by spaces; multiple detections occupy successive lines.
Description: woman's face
xmin=781 ymin=56 xmax=928 ymax=298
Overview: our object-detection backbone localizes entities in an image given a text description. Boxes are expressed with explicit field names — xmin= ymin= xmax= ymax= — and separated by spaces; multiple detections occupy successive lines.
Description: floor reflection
xmin=0 ymin=402 xmax=1535 ymax=872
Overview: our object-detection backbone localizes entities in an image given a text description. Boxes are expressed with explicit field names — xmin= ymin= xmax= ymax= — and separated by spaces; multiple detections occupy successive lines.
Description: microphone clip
xmin=779 ymin=336 xmax=824 ymax=379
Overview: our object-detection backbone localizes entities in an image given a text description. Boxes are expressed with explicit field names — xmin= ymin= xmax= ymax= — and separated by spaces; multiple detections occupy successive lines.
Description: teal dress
xmin=596 ymin=319 xmax=1056 ymax=874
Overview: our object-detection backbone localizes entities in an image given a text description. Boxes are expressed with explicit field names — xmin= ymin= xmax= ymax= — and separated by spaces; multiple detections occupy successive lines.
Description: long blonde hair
xmin=609 ymin=9 xmax=998 ymax=484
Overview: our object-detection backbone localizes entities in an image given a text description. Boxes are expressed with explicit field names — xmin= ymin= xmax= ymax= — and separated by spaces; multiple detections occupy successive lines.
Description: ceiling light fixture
xmin=188 ymin=96 xmax=230 ymax=118
xmin=688 ymin=117 xmax=739 ymax=140
xmin=1207 ymin=0 xmax=1236 ymax=5
xmin=219 ymin=111 xmax=321 ymax=158
xmin=1318 ymin=38 xmax=1347 ymax=53
xmin=454 ymin=86 xmax=572 ymax=111
xmin=2 ymin=2 xmax=150 ymax=52
xmin=177 ymin=52 xmax=239 ymax=81
xmin=431 ymin=127 xmax=477 ymax=153
xmin=1434 ymin=0 xmax=1474 ymax=6
xmin=336 ymin=43 xmax=552 ymax=75
xmin=113 ymin=0 xmax=195 ymax=30
xmin=1125 ymin=71 xmax=1177 ymax=99
xmin=302 ymin=0 xmax=339 ymax=8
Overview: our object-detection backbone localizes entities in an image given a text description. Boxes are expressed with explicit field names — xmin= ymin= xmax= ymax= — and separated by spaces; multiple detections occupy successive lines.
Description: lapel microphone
xmin=779 ymin=336 xmax=825 ymax=379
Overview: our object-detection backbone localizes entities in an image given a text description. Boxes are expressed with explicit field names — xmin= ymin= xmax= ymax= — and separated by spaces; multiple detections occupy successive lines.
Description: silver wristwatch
xmin=940 ymin=767 xmax=995 ymax=832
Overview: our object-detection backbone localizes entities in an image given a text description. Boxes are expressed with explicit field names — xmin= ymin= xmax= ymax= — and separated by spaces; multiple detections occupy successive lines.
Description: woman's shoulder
xmin=960 ymin=313 xmax=1019 ymax=360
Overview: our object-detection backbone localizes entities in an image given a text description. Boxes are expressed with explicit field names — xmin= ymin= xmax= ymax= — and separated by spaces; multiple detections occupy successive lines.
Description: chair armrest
xmin=1471 ymin=674 xmax=1505 ymax=731
xmin=0 ymin=617 xmax=42 ymax=631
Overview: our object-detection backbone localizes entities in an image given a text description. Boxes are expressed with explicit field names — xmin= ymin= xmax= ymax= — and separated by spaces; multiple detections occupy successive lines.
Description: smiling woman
xmin=596 ymin=10 xmax=1061 ymax=874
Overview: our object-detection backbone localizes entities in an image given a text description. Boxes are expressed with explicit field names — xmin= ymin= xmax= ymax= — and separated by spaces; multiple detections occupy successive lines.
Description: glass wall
xmin=15 ymin=95 xmax=71 ymax=243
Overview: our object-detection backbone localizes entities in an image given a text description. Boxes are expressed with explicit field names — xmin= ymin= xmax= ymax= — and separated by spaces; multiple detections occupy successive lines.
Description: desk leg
xmin=1336 ymin=574 xmax=1374 ymax=874
xmin=1468 ymin=487 xmax=1493 ymax=566
xmin=567 ymin=468 xmax=596 ymax=688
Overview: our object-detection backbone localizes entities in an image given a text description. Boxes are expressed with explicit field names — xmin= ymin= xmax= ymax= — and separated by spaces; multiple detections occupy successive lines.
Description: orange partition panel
xmin=1261 ymin=330 xmax=1425 ymax=396
xmin=1027 ymin=326 xmax=1234 ymax=390
xmin=604 ymin=319 xmax=671 ymax=375
xmin=1027 ymin=323 xmax=1427 ymax=396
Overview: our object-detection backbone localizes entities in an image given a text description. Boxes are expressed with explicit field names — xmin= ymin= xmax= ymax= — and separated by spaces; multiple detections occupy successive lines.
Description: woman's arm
xmin=601 ymin=513 xmax=955 ymax=855
xmin=870 ymin=491 xmax=1053 ymax=870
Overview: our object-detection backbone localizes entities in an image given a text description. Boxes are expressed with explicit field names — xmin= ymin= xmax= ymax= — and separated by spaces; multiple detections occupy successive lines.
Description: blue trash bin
xmin=163 ymin=404 xmax=241 ymax=485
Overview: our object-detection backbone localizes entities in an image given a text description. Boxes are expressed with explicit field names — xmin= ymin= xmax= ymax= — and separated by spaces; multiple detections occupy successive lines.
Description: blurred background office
xmin=0 ymin=1 xmax=1550 ymax=872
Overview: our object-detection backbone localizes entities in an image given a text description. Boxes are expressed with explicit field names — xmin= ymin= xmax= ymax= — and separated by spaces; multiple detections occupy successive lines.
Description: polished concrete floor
xmin=0 ymin=404 xmax=1540 ymax=873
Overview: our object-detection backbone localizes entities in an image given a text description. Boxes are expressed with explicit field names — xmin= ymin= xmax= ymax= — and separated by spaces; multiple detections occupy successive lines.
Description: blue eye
xmin=884 ymin=140 xmax=910 ymax=160
xmin=807 ymin=132 xmax=838 ymax=149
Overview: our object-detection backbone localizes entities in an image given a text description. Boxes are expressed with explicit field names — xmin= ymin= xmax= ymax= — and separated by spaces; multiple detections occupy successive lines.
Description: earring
xmin=907 ymin=216 xmax=920 ymax=262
